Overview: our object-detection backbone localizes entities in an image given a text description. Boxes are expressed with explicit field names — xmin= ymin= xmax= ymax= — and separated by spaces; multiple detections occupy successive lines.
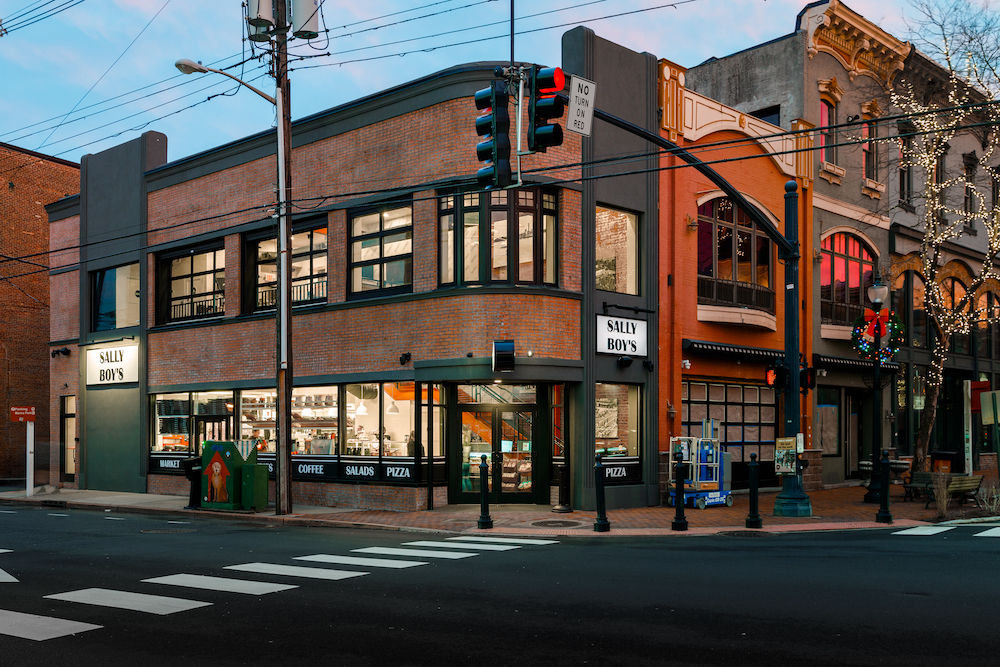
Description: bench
xmin=903 ymin=471 xmax=983 ymax=509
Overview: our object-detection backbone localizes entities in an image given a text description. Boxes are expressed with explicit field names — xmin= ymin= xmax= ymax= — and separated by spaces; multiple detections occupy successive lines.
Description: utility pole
xmin=274 ymin=0 xmax=294 ymax=515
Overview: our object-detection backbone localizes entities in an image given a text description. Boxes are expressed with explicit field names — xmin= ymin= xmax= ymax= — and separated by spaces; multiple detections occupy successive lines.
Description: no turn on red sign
xmin=10 ymin=406 xmax=35 ymax=422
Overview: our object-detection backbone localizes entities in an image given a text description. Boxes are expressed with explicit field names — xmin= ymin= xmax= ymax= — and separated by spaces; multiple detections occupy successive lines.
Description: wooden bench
xmin=903 ymin=471 xmax=983 ymax=509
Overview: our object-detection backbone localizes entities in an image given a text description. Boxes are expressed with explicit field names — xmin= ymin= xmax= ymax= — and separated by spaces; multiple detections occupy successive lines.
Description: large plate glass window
xmin=350 ymin=204 xmax=413 ymax=296
xmin=439 ymin=188 xmax=557 ymax=286
xmin=92 ymin=263 xmax=140 ymax=331
xmin=158 ymin=246 xmax=225 ymax=323
xmin=697 ymin=198 xmax=773 ymax=312
xmin=596 ymin=206 xmax=639 ymax=295
xmin=820 ymin=232 xmax=875 ymax=325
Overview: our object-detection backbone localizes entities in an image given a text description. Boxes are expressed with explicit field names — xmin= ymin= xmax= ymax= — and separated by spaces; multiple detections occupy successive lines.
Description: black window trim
xmin=157 ymin=243 xmax=226 ymax=325
xmin=244 ymin=217 xmax=329 ymax=314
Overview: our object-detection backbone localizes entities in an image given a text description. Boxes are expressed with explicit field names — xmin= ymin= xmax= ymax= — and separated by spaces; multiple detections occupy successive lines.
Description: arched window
xmin=820 ymin=232 xmax=875 ymax=325
xmin=941 ymin=277 xmax=970 ymax=354
xmin=696 ymin=198 xmax=774 ymax=312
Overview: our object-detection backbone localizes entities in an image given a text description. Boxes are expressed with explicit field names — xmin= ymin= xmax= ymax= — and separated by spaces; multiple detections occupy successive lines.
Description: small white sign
xmin=86 ymin=345 xmax=139 ymax=385
xmin=597 ymin=315 xmax=647 ymax=356
xmin=566 ymin=75 xmax=596 ymax=137
xmin=981 ymin=390 xmax=1000 ymax=425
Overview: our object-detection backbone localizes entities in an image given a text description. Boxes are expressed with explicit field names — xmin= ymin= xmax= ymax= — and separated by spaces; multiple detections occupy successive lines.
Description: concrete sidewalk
xmin=0 ymin=484 xmax=993 ymax=537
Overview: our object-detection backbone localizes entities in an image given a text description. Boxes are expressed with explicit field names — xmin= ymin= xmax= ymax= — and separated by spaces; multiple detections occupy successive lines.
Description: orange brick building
xmin=46 ymin=30 xmax=668 ymax=511
xmin=0 ymin=143 xmax=78 ymax=483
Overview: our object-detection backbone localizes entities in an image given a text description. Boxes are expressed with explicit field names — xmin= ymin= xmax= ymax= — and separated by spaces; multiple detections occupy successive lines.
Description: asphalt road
xmin=0 ymin=506 xmax=997 ymax=666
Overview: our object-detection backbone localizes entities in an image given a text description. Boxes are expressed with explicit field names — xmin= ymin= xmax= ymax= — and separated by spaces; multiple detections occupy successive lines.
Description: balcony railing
xmin=821 ymin=300 xmax=863 ymax=326
xmin=171 ymin=294 xmax=225 ymax=320
xmin=257 ymin=278 xmax=328 ymax=309
xmin=698 ymin=277 xmax=774 ymax=313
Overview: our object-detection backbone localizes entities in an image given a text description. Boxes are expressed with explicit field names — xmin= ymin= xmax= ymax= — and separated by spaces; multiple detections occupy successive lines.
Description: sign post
xmin=11 ymin=407 xmax=36 ymax=497
xmin=566 ymin=75 xmax=596 ymax=137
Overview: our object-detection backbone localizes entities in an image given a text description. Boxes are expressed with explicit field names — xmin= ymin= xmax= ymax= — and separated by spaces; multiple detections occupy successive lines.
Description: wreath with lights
xmin=852 ymin=309 xmax=905 ymax=363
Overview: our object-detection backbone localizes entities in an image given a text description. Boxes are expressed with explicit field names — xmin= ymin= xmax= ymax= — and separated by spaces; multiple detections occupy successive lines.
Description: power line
xmin=0 ymin=0 xmax=85 ymax=36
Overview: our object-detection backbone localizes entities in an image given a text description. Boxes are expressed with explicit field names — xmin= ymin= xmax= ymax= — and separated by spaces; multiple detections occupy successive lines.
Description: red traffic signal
xmin=528 ymin=65 xmax=566 ymax=153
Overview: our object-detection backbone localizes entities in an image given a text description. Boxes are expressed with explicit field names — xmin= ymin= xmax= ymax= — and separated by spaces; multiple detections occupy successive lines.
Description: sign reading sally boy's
xmin=86 ymin=345 xmax=139 ymax=385
xmin=597 ymin=316 xmax=647 ymax=357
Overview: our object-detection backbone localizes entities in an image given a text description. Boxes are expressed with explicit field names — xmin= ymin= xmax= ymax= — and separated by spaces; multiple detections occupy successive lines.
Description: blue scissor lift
xmin=667 ymin=434 xmax=732 ymax=509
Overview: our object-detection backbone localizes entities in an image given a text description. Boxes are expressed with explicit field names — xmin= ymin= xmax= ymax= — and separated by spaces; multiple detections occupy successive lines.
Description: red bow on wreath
xmin=863 ymin=307 xmax=889 ymax=339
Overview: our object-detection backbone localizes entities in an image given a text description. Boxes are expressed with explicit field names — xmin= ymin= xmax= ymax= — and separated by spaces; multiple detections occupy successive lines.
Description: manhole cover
xmin=718 ymin=530 xmax=770 ymax=537
xmin=530 ymin=519 xmax=587 ymax=528
xmin=140 ymin=528 xmax=197 ymax=534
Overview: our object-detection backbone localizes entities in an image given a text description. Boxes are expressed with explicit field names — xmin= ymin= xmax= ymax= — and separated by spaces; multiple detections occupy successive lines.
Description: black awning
xmin=813 ymin=354 xmax=901 ymax=374
xmin=682 ymin=339 xmax=784 ymax=361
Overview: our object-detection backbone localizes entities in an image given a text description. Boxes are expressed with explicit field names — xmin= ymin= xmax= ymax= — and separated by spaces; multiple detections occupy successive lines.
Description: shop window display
xmin=594 ymin=383 xmax=640 ymax=457
xmin=153 ymin=393 xmax=191 ymax=453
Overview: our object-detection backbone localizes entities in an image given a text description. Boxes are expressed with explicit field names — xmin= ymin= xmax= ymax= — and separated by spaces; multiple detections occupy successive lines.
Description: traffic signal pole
xmin=551 ymin=92 xmax=811 ymax=515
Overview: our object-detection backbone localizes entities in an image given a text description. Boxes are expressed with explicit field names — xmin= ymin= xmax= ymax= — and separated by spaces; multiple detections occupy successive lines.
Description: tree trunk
xmin=914 ymin=381 xmax=941 ymax=472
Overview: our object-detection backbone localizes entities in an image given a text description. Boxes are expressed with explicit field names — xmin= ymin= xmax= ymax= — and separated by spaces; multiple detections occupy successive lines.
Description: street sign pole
xmin=11 ymin=407 xmax=36 ymax=496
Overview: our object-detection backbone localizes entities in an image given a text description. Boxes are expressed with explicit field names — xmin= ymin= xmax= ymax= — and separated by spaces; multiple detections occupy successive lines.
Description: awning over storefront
xmin=681 ymin=339 xmax=784 ymax=361
xmin=813 ymin=354 xmax=900 ymax=373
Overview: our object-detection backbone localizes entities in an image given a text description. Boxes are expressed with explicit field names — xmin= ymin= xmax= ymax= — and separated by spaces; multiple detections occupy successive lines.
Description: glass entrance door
xmin=195 ymin=417 xmax=231 ymax=457
xmin=459 ymin=407 xmax=534 ymax=503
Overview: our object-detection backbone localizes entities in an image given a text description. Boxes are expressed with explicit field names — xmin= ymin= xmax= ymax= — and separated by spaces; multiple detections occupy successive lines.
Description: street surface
xmin=0 ymin=506 xmax=997 ymax=666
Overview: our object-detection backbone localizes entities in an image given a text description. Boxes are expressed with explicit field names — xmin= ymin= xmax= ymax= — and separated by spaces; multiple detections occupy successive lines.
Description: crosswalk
xmin=0 ymin=534 xmax=559 ymax=641
xmin=892 ymin=525 xmax=1000 ymax=537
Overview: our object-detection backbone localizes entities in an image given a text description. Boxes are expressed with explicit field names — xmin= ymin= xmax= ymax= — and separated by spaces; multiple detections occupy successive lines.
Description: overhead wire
xmin=0 ymin=0 xmax=84 ymax=35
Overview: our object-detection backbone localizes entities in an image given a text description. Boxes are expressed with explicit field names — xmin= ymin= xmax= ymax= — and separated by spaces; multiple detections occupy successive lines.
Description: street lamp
xmin=175 ymin=15 xmax=294 ymax=516
xmin=864 ymin=279 xmax=890 ymax=504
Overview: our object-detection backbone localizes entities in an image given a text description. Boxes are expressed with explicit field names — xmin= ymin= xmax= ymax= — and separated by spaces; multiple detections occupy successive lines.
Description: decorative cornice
xmin=818 ymin=77 xmax=845 ymax=103
xmin=800 ymin=0 xmax=910 ymax=88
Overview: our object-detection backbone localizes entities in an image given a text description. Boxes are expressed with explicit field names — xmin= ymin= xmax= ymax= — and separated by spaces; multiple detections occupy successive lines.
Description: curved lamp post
xmin=174 ymin=46 xmax=294 ymax=516
xmin=863 ymin=280 xmax=890 ymax=504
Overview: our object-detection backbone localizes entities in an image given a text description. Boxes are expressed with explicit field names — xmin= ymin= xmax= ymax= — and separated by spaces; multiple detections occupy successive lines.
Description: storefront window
xmin=552 ymin=384 xmax=565 ymax=458
xmin=596 ymin=206 xmax=639 ymax=295
xmin=422 ymin=384 xmax=445 ymax=457
xmin=816 ymin=387 xmax=840 ymax=456
xmin=681 ymin=381 xmax=776 ymax=460
xmin=92 ymin=263 xmax=140 ymax=331
xmin=153 ymin=393 xmax=191 ymax=453
xmin=595 ymin=383 xmax=640 ymax=457
xmin=290 ymin=389 xmax=337 ymax=455
xmin=240 ymin=390 xmax=276 ymax=453
xmin=457 ymin=384 xmax=535 ymax=404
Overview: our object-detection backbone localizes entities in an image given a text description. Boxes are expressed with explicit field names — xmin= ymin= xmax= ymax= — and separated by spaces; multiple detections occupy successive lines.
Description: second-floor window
xmin=820 ymin=100 xmax=837 ymax=164
xmin=92 ymin=263 xmax=140 ymax=331
xmin=438 ymin=188 xmax=557 ymax=287
xmin=251 ymin=225 xmax=328 ymax=310
xmin=697 ymin=198 xmax=773 ymax=312
xmin=159 ymin=246 xmax=225 ymax=323
xmin=820 ymin=232 xmax=875 ymax=326
xmin=899 ymin=134 xmax=913 ymax=206
xmin=862 ymin=120 xmax=878 ymax=181
xmin=350 ymin=204 xmax=412 ymax=297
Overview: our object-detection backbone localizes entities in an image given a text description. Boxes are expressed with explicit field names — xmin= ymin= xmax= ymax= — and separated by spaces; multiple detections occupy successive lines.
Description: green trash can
xmin=242 ymin=464 xmax=268 ymax=511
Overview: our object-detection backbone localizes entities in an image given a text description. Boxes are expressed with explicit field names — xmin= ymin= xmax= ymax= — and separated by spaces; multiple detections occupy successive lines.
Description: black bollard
xmin=552 ymin=463 xmax=571 ymax=513
xmin=671 ymin=456 xmax=688 ymax=531
xmin=477 ymin=455 xmax=493 ymax=529
xmin=594 ymin=455 xmax=610 ymax=532
xmin=746 ymin=452 xmax=762 ymax=529
xmin=876 ymin=450 xmax=893 ymax=524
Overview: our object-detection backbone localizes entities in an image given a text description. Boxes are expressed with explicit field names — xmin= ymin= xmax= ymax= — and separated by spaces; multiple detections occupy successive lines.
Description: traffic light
xmin=474 ymin=81 xmax=512 ymax=189
xmin=800 ymin=366 xmax=816 ymax=390
xmin=527 ymin=65 xmax=566 ymax=153
xmin=765 ymin=363 xmax=789 ymax=390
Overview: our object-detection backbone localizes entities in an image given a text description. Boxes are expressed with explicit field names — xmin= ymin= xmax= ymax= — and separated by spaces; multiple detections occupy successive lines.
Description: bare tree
xmin=894 ymin=0 xmax=1000 ymax=469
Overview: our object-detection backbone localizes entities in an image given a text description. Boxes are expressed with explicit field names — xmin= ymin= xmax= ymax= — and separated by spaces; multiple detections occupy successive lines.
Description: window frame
xmin=820 ymin=99 xmax=838 ymax=165
xmin=862 ymin=120 xmax=878 ymax=181
xmin=595 ymin=204 xmax=640 ymax=296
xmin=819 ymin=232 xmax=876 ymax=326
xmin=898 ymin=129 xmax=914 ymax=209
xmin=348 ymin=202 xmax=414 ymax=298
xmin=157 ymin=244 xmax=226 ymax=324
xmin=91 ymin=262 xmax=141 ymax=332
xmin=696 ymin=197 xmax=774 ymax=313
xmin=246 ymin=221 xmax=328 ymax=313
xmin=438 ymin=187 xmax=558 ymax=287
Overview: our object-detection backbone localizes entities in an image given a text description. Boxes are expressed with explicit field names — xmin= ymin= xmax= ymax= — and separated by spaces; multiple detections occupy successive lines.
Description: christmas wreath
xmin=852 ymin=308 xmax=905 ymax=363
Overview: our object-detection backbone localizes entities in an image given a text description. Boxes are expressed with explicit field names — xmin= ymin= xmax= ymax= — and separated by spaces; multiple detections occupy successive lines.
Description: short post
xmin=746 ymin=452 xmax=762 ymax=529
xmin=594 ymin=455 xmax=610 ymax=532
xmin=876 ymin=450 xmax=893 ymax=524
xmin=477 ymin=455 xmax=493 ymax=529
xmin=671 ymin=456 xmax=688 ymax=531
xmin=552 ymin=462 xmax=571 ymax=513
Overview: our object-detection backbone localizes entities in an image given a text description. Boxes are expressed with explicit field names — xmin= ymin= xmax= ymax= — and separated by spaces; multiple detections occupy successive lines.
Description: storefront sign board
xmin=597 ymin=316 xmax=647 ymax=356
xmin=86 ymin=345 xmax=139 ymax=385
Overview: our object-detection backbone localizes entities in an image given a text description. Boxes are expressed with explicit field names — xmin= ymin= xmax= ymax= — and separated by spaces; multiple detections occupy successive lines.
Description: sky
xmin=0 ymin=0 xmax=915 ymax=167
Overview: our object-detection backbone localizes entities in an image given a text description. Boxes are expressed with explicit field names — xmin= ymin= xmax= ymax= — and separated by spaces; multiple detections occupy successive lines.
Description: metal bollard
xmin=671 ymin=456 xmax=688 ymax=531
xmin=477 ymin=455 xmax=493 ymax=529
xmin=746 ymin=452 xmax=762 ymax=529
xmin=552 ymin=462 xmax=571 ymax=513
xmin=594 ymin=455 xmax=610 ymax=532
xmin=876 ymin=450 xmax=893 ymax=524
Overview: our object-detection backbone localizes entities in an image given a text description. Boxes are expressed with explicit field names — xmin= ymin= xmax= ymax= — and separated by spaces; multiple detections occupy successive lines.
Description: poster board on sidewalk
xmin=775 ymin=437 xmax=797 ymax=474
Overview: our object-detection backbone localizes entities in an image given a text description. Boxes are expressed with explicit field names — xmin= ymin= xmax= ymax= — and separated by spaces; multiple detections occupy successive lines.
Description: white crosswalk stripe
xmin=0 ymin=549 xmax=11 ymax=554
xmin=0 ymin=609 xmax=102 ymax=641
xmin=892 ymin=526 xmax=956 ymax=536
xmin=352 ymin=547 xmax=478 ymax=559
xmin=447 ymin=536 xmax=560 ymax=545
xmin=44 ymin=588 xmax=211 ymax=615
xmin=972 ymin=527 xmax=1000 ymax=537
xmin=143 ymin=574 xmax=298 ymax=595
xmin=224 ymin=562 xmax=369 ymax=581
xmin=294 ymin=554 xmax=428 ymax=569
xmin=402 ymin=540 xmax=519 ymax=551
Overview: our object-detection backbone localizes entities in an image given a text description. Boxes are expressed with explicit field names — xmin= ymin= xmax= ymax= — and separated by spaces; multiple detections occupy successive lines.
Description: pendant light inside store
xmin=356 ymin=400 xmax=368 ymax=416
xmin=386 ymin=399 xmax=399 ymax=415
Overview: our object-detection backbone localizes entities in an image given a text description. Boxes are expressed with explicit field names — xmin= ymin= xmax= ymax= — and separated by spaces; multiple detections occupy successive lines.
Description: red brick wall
xmin=3 ymin=145 xmax=79 ymax=479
